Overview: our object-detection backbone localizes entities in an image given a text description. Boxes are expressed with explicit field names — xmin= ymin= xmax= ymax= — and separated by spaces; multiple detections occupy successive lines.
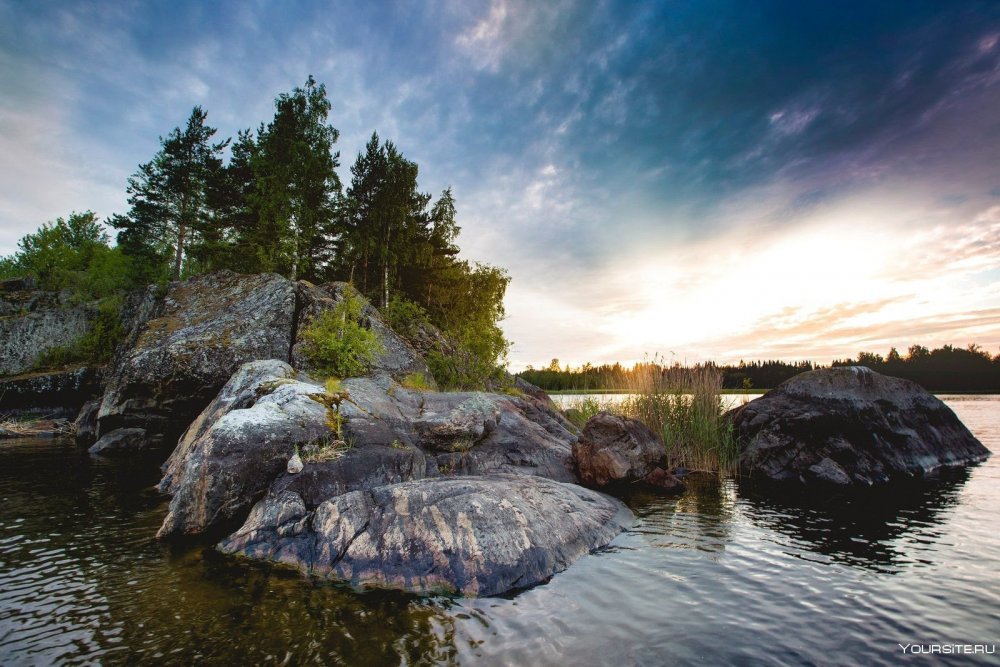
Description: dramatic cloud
xmin=2 ymin=0 xmax=999 ymax=369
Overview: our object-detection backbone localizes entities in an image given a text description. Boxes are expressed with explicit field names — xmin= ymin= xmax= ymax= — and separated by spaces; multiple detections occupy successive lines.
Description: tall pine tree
xmin=251 ymin=76 xmax=341 ymax=281
xmin=112 ymin=106 xmax=227 ymax=281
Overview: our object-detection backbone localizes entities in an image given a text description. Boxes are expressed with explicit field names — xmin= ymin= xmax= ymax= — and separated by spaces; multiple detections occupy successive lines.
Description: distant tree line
xmin=521 ymin=345 xmax=1000 ymax=392
xmin=831 ymin=344 xmax=1000 ymax=391
xmin=0 ymin=77 xmax=509 ymax=389
xmin=518 ymin=358 xmax=816 ymax=392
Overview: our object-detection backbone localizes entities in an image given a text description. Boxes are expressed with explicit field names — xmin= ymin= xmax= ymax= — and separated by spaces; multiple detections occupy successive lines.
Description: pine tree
xmin=251 ymin=76 xmax=341 ymax=281
xmin=112 ymin=106 xmax=228 ymax=281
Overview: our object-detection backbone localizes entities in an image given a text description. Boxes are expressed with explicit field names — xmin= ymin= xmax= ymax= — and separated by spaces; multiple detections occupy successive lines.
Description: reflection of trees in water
xmin=0 ymin=438 xmax=460 ymax=665
xmin=622 ymin=474 xmax=738 ymax=555
xmin=736 ymin=470 xmax=971 ymax=573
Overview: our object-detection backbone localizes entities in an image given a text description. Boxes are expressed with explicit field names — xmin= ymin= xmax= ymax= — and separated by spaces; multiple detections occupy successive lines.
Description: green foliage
xmin=300 ymin=290 xmax=384 ymax=378
xmin=400 ymin=372 xmax=432 ymax=391
xmin=249 ymin=76 xmax=341 ymax=281
xmin=565 ymin=363 xmax=739 ymax=474
xmin=382 ymin=296 xmax=433 ymax=342
xmin=1 ymin=211 xmax=135 ymax=301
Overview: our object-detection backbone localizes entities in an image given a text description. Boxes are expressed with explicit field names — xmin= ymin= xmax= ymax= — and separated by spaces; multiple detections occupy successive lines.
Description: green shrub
xmin=401 ymin=372 xmax=432 ymax=391
xmin=300 ymin=290 xmax=384 ymax=378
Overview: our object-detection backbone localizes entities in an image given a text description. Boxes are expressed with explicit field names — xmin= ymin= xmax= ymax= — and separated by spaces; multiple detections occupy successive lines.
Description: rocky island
xmin=0 ymin=270 xmax=990 ymax=596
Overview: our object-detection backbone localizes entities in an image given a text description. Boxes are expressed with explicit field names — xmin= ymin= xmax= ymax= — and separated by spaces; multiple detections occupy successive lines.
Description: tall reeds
xmin=566 ymin=358 xmax=740 ymax=475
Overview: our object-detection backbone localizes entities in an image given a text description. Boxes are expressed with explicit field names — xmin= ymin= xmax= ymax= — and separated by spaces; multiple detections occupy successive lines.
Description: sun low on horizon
xmin=2 ymin=1 xmax=999 ymax=372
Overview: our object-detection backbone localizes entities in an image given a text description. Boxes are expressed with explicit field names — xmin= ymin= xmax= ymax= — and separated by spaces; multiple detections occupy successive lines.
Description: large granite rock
xmin=157 ymin=360 xmax=581 ymax=538
xmin=95 ymin=271 xmax=297 ymax=449
xmin=572 ymin=413 xmax=666 ymax=487
xmin=219 ymin=474 xmax=631 ymax=597
xmin=729 ymin=366 xmax=990 ymax=487
xmin=156 ymin=360 xmax=332 ymax=538
xmin=0 ymin=278 xmax=97 ymax=376
xmin=292 ymin=281 xmax=435 ymax=387
xmin=337 ymin=377 xmax=578 ymax=482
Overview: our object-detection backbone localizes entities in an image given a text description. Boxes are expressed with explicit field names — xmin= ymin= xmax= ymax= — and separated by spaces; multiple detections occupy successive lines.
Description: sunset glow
xmin=2 ymin=2 xmax=999 ymax=370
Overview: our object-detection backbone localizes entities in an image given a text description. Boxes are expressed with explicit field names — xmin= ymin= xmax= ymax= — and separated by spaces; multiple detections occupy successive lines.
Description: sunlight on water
xmin=1 ymin=397 xmax=998 ymax=665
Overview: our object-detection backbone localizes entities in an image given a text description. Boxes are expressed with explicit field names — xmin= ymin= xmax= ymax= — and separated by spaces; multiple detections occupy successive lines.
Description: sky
xmin=2 ymin=0 xmax=1000 ymax=371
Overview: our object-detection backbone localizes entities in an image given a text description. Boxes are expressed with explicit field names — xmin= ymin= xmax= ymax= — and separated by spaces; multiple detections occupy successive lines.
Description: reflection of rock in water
xmin=0 ymin=437 xmax=461 ymax=664
xmin=621 ymin=474 xmax=737 ymax=554
xmin=736 ymin=470 xmax=971 ymax=573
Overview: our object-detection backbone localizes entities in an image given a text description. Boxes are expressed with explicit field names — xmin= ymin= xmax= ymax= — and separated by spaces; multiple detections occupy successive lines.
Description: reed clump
xmin=566 ymin=358 xmax=740 ymax=475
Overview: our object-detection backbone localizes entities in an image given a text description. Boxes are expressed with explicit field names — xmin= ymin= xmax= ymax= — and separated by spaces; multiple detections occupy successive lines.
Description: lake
xmin=1 ymin=395 xmax=998 ymax=665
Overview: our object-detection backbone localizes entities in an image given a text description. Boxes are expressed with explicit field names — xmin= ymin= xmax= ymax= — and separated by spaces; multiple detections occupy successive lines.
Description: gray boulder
xmin=292 ymin=281 xmax=435 ymax=387
xmin=572 ymin=412 xmax=666 ymax=487
xmin=89 ymin=427 xmax=149 ymax=455
xmin=95 ymin=271 xmax=297 ymax=449
xmin=157 ymin=361 xmax=581 ymax=539
xmin=74 ymin=399 xmax=101 ymax=446
xmin=156 ymin=360 xmax=333 ymax=538
xmin=219 ymin=474 xmax=631 ymax=597
xmin=729 ymin=366 xmax=990 ymax=487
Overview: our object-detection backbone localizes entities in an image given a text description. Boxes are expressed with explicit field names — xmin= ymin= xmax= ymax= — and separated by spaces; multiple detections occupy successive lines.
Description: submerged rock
xmin=641 ymin=467 xmax=686 ymax=493
xmin=95 ymin=271 xmax=297 ymax=450
xmin=572 ymin=412 xmax=666 ymax=487
xmin=219 ymin=474 xmax=631 ymax=597
xmin=728 ymin=366 xmax=990 ymax=487
xmin=89 ymin=427 xmax=149 ymax=455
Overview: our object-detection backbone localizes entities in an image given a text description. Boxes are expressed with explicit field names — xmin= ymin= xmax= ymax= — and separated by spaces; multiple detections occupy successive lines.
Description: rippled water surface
xmin=2 ymin=396 xmax=999 ymax=665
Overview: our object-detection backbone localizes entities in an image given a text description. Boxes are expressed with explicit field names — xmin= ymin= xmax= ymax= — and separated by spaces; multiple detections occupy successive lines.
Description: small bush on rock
xmin=300 ymin=291 xmax=384 ymax=378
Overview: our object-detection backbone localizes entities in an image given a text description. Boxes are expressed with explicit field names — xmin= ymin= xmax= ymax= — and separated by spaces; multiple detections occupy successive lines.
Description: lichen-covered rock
xmin=729 ymin=366 xmax=990 ymax=487
xmin=158 ymin=361 xmax=581 ymax=539
xmin=338 ymin=377 xmax=578 ymax=482
xmin=572 ymin=413 xmax=666 ymax=487
xmin=0 ymin=278 xmax=101 ymax=377
xmin=95 ymin=271 xmax=297 ymax=450
xmin=156 ymin=361 xmax=332 ymax=538
xmin=0 ymin=366 xmax=103 ymax=415
xmin=292 ymin=281 xmax=435 ymax=386
xmin=219 ymin=474 xmax=632 ymax=597
xmin=270 ymin=444 xmax=431 ymax=508
xmin=158 ymin=359 xmax=298 ymax=496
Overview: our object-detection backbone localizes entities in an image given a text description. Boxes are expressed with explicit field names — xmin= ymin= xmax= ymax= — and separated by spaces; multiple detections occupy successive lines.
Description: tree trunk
xmin=174 ymin=196 xmax=188 ymax=280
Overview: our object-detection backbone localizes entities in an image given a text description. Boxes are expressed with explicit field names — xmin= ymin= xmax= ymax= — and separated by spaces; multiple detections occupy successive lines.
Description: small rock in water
xmin=642 ymin=467 xmax=686 ymax=493
xmin=287 ymin=452 xmax=303 ymax=474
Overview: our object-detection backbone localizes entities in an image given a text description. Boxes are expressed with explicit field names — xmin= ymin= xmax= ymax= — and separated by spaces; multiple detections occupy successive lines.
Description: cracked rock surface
xmin=219 ymin=474 xmax=631 ymax=597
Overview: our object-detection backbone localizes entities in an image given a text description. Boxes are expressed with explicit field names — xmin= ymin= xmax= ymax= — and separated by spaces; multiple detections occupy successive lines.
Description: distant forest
xmin=519 ymin=344 xmax=1000 ymax=392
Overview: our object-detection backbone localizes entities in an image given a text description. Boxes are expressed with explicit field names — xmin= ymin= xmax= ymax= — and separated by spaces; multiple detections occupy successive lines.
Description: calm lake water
xmin=1 ymin=395 xmax=998 ymax=665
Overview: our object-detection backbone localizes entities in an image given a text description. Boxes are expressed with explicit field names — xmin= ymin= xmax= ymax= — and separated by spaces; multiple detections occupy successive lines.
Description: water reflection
xmin=620 ymin=474 xmax=737 ymax=556
xmin=0 ymin=438 xmax=460 ymax=665
xmin=735 ymin=472 xmax=971 ymax=573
